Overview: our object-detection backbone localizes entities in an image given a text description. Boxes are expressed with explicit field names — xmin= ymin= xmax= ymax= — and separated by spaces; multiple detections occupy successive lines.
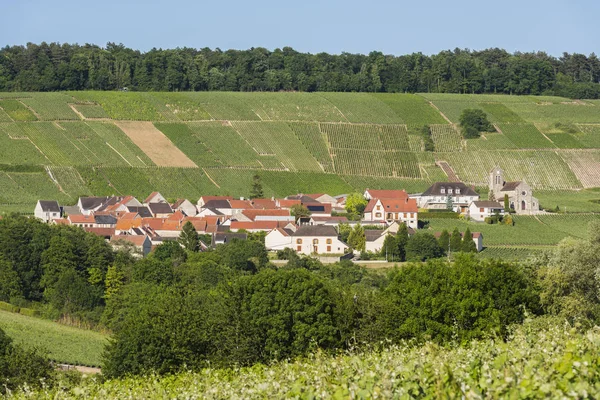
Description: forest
xmin=2 ymin=43 xmax=600 ymax=97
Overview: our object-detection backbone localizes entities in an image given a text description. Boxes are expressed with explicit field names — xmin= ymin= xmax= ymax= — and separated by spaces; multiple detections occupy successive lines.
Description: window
xmin=296 ymin=239 xmax=302 ymax=244
xmin=521 ymin=191 xmax=527 ymax=196
xmin=403 ymin=213 xmax=407 ymax=218
xmin=326 ymin=239 xmax=332 ymax=244
xmin=375 ymin=212 xmax=382 ymax=218
xmin=448 ymin=188 xmax=453 ymax=194
xmin=440 ymin=187 xmax=445 ymax=194
xmin=456 ymin=188 xmax=460 ymax=194
xmin=376 ymin=205 xmax=380 ymax=210
xmin=480 ymin=208 xmax=484 ymax=212
xmin=297 ymin=245 xmax=302 ymax=251
xmin=387 ymin=213 xmax=393 ymax=219
xmin=327 ymin=246 xmax=331 ymax=252
xmin=313 ymin=239 xmax=319 ymax=244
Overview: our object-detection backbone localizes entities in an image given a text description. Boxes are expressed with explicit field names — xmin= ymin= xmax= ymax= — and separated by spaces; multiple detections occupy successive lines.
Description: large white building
xmin=413 ymin=182 xmax=480 ymax=213
xmin=34 ymin=200 xmax=61 ymax=222
xmin=265 ymin=225 xmax=349 ymax=255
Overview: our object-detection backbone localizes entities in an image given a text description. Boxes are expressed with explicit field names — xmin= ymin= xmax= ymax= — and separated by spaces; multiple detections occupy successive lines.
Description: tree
xmin=347 ymin=224 xmax=366 ymax=252
xmin=446 ymin=195 xmax=454 ymax=211
xmin=437 ymin=229 xmax=450 ymax=255
xmin=461 ymin=228 xmax=477 ymax=253
xmin=504 ymin=194 xmax=510 ymax=213
xmin=381 ymin=234 xmax=398 ymax=261
xmin=338 ymin=223 xmax=352 ymax=243
xmin=449 ymin=228 xmax=463 ymax=252
xmin=345 ymin=193 xmax=368 ymax=215
xmin=396 ymin=223 xmax=409 ymax=262
xmin=290 ymin=204 xmax=311 ymax=222
xmin=216 ymin=238 xmax=268 ymax=273
xmin=250 ymin=174 xmax=264 ymax=199
xmin=488 ymin=190 xmax=496 ymax=202
xmin=459 ymin=109 xmax=494 ymax=139
xmin=405 ymin=233 xmax=444 ymax=262
xmin=0 ymin=258 xmax=21 ymax=301
xmin=178 ymin=221 xmax=200 ymax=252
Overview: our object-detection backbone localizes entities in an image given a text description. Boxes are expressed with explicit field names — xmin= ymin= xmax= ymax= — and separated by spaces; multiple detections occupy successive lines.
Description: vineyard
xmin=10 ymin=322 xmax=600 ymax=399
xmin=0 ymin=91 xmax=598 ymax=214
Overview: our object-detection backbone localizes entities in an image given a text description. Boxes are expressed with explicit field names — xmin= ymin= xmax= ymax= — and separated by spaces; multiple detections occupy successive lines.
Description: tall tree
xmin=178 ymin=221 xmax=200 ymax=252
xmin=396 ymin=223 xmax=409 ymax=262
xmin=250 ymin=174 xmax=264 ymax=199
xmin=449 ymin=228 xmax=463 ymax=252
xmin=347 ymin=224 xmax=366 ymax=252
xmin=461 ymin=228 xmax=477 ymax=253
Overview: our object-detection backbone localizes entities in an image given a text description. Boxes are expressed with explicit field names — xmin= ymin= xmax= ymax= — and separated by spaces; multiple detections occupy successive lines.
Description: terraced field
xmin=0 ymin=91 xmax=599 ymax=213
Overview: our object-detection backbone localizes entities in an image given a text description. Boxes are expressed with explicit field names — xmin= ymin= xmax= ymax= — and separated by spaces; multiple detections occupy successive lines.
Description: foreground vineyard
xmin=9 ymin=321 xmax=600 ymax=399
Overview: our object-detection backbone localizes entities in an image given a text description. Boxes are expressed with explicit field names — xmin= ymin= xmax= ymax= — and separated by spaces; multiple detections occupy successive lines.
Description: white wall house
xmin=291 ymin=226 xmax=349 ymax=255
xmin=35 ymin=200 xmax=61 ymax=222
xmin=265 ymin=228 xmax=295 ymax=251
xmin=363 ymin=198 xmax=418 ymax=229
xmin=468 ymin=201 xmax=504 ymax=222
xmin=413 ymin=182 xmax=480 ymax=213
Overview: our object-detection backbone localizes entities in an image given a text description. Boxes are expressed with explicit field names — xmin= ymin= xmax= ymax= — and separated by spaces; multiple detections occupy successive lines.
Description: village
xmin=32 ymin=167 xmax=539 ymax=258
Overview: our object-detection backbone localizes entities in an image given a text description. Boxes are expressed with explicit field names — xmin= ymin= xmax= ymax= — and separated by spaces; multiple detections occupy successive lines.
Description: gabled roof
xmin=172 ymin=198 xmax=192 ymax=209
xmin=228 ymin=200 xmax=253 ymax=209
xmin=168 ymin=210 xmax=185 ymax=221
xmin=84 ymin=227 xmax=115 ymax=238
xmin=501 ymin=182 xmax=522 ymax=191
xmin=79 ymin=196 xmax=109 ymax=210
xmin=365 ymin=189 xmax=409 ymax=199
xmin=144 ymin=192 xmax=164 ymax=204
xmin=126 ymin=206 xmax=152 ymax=218
xmin=148 ymin=203 xmax=174 ymax=215
xmin=365 ymin=230 xmax=385 ymax=242
xmin=286 ymin=195 xmax=318 ymax=203
xmin=380 ymin=198 xmax=418 ymax=213
xmin=251 ymin=199 xmax=278 ymax=209
xmin=241 ymin=209 xmax=290 ymax=221
xmin=214 ymin=232 xmax=248 ymax=243
xmin=140 ymin=218 xmax=166 ymax=231
xmin=203 ymin=200 xmax=232 ymax=209
xmin=38 ymin=200 xmax=60 ymax=213
xmin=421 ymin=182 xmax=478 ymax=197
xmin=52 ymin=218 xmax=70 ymax=225
xmin=230 ymin=221 xmax=282 ymax=231
xmin=110 ymin=235 xmax=149 ymax=246
xmin=277 ymin=199 xmax=301 ymax=208
xmin=68 ymin=215 xmax=95 ymax=224
xmin=472 ymin=201 xmax=503 ymax=208
xmin=200 ymin=196 xmax=233 ymax=202
xmin=94 ymin=215 xmax=117 ymax=225
xmin=182 ymin=217 xmax=208 ymax=232
xmin=292 ymin=225 xmax=339 ymax=237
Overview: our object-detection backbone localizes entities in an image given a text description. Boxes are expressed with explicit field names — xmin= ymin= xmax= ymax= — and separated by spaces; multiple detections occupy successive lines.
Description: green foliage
xmin=250 ymin=174 xmax=264 ymax=199
xmin=449 ymin=227 xmax=463 ymax=252
xmin=405 ymin=232 xmax=444 ymax=261
xmin=178 ymin=221 xmax=200 ymax=252
xmin=347 ymin=224 xmax=366 ymax=252
xmin=215 ymin=238 xmax=268 ymax=273
xmin=344 ymin=192 xmax=367 ymax=215
xmin=381 ymin=254 xmax=539 ymax=343
xmin=290 ymin=204 xmax=311 ymax=221
xmin=459 ymin=109 xmax=494 ymax=138
xmin=461 ymin=228 xmax=477 ymax=253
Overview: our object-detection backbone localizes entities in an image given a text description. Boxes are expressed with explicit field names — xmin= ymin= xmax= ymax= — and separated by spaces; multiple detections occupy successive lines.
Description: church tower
xmin=489 ymin=166 xmax=504 ymax=198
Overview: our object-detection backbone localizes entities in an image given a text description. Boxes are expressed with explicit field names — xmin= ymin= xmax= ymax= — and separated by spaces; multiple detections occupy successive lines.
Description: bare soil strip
xmin=436 ymin=161 xmax=460 ymax=182
xmin=114 ymin=121 xmax=197 ymax=167
xmin=428 ymin=101 xmax=453 ymax=124
xmin=202 ymin=168 xmax=221 ymax=188
xmin=68 ymin=104 xmax=85 ymax=120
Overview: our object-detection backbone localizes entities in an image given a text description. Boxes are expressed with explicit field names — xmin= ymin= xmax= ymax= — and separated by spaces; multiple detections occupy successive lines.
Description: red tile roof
xmin=110 ymin=235 xmax=149 ymax=246
xmin=144 ymin=192 xmax=161 ymax=204
xmin=230 ymin=221 xmax=282 ymax=231
xmin=380 ymin=198 xmax=418 ymax=213
xmin=366 ymin=189 xmax=409 ymax=199
xmin=68 ymin=215 xmax=95 ymax=224
xmin=277 ymin=199 xmax=301 ymax=208
xmin=84 ymin=227 xmax=115 ymax=237
xmin=229 ymin=200 xmax=254 ymax=209
xmin=241 ymin=209 xmax=290 ymax=221
xmin=251 ymin=199 xmax=278 ymax=209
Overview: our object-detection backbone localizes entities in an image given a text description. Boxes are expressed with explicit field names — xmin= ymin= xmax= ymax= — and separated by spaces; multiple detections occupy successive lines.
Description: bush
xmin=459 ymin=109 xmax=494 ymax=139
xmin=276 ymin=248 xmax=297 ymax=260
xmin=0 ymin=301 xmax=19 ymax=313
xmin=19 ymin=307 xmax=40 ymax=317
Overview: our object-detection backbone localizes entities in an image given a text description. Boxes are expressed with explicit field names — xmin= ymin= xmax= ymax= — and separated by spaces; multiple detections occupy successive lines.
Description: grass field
xmin=0 ymin=309 xmax=107 ymax=366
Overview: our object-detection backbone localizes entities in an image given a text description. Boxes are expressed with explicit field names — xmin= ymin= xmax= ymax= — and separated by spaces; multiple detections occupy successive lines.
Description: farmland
xmin=0 ymin=91 xmax=598 ymax=215
xmin=0 ymin=309 xmax=107 ymax=366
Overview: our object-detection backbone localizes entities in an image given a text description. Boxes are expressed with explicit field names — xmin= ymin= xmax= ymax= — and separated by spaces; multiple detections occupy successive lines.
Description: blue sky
xmin=1 ymin=0 xmax=597 ymax=56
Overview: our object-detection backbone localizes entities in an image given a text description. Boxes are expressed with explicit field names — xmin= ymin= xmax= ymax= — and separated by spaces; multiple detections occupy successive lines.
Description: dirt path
xmin=68 ymin=104 xmax=85 ymax=120
xmin=56 ymin=364 xmax=101 ymax=375
xmin=114 ymin=121 xmax=197 ymax=167
xmin=428 ymin=101 xmax=453 ymax=124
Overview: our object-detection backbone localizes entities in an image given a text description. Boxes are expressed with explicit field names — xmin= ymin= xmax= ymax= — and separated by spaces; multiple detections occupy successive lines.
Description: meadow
xmin=0 ymin=309 xmax=107 ymax=367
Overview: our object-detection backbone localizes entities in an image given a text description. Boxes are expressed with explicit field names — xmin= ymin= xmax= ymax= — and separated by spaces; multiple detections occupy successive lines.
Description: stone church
xmin=489 ymin=166 xmax=540 ymax=214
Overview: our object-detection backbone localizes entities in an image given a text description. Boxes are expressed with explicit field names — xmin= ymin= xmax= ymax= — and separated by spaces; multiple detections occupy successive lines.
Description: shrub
xmin=19 ymin=307 xmax=40 ymax=317
xmin=0 ymin=301 xmax=19 ymax=313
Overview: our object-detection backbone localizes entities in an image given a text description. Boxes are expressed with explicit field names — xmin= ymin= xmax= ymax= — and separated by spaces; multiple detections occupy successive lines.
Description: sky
xmin=1 ymin=0 xmax=598 ymax=56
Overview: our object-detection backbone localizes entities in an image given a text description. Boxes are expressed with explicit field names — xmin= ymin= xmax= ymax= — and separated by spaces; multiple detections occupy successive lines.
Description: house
xmin=84 ymin=227 xmax=115 ymax=239
xmin=364 ymin=222 xmax=416 ymax=253
xmin=414 ymin=182 xmax=480 ymax=213
xmin=434 ymin=231 xmax=484 ymax=252
xmin=239 ymin=209 xmax=294 ymax=222
xmin=265 ymin=227 xmax=296 ymax=251
xmin=68 ymin=214 xmax=96 ymax=228
xmin=468 ymin=201 xmax=504 ymax=222
xmin=148 ymin=203 xmax=174 ymax=218
xmin=200 ymin=199 xmax=233 ymax=216
xmin=77 ymin=196 xmax=109 ymax=215
xmin=250 ymin=199 xmax=278 ymax=209
xmin=34 ymin=200 xmax=61 ymax=222
xmin=126 ymin=206 xmax=152 ymax=218
xmin=230 ymin=221 xmax=286 ymax=232
xmin=489 ymin=166 xmax=540 ymax=214
xmin=305 ymin=203 xmax=332 ymax=217
xmin=144 ymin=192 xmax=167 ymax=205
xmin=110 ymin=235 xmax=152 ymax=257
xmin=171 ymin=199 xmax=197 ymax=216
xmin=213 ymin=232 xmax=248 ymax=246
xmin=305 ymin=194 xmax=338 ymax=205
xmin=290 ymin=225 xmax=349 ymax=255
xmin=363 ymin=198 xmax=418 ymax=229
xmin=308 ymin=216 xmax=349 ymax=226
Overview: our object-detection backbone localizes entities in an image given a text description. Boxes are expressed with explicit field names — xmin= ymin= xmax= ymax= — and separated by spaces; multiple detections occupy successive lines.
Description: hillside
xmin=0 ymin=91 xmax=600 ymax=213
xmin=0 ymin=309 xmax=107 ymax=366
